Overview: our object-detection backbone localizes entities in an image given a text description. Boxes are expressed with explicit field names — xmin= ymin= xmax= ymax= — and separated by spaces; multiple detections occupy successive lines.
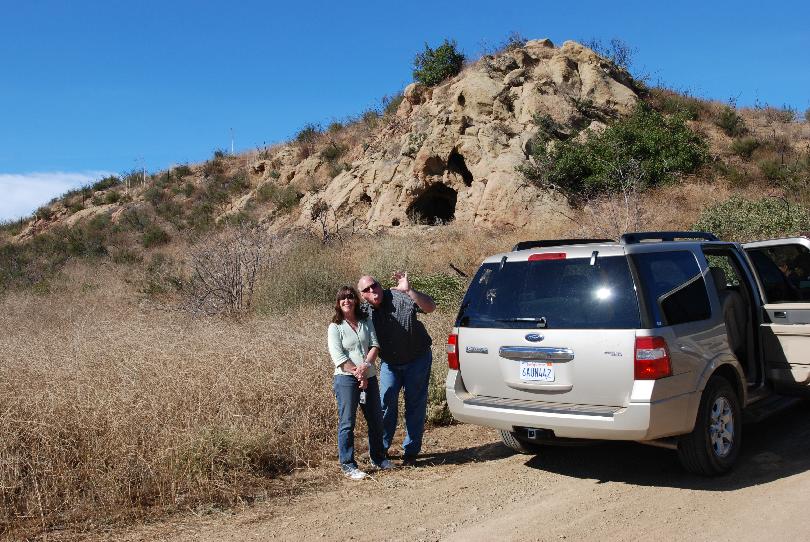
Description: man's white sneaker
xmin=374 ymin=459 xmax=395 ymax=470
xmin=343 ymin=467 xmax=367 ymax=480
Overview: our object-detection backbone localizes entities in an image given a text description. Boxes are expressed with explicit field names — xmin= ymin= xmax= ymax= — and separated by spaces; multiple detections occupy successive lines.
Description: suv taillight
xmin=634 ymin=336 xmax=671 ymax=380
xmin=447 ymin=333 xmax=459 ymax=370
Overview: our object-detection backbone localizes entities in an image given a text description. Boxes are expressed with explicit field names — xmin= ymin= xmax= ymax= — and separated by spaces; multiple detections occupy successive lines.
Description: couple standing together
xmin=327 ymin=272 xmax=436 ymax=480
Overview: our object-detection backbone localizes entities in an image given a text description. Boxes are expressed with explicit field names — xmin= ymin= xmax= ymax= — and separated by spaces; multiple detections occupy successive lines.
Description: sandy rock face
xmin=295 ymin=39 xmax=639 ymax=232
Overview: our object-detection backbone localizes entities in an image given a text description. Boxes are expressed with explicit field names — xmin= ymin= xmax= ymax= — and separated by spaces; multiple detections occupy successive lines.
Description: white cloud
xmin=0 ymin=171 xmax=116 ymax=222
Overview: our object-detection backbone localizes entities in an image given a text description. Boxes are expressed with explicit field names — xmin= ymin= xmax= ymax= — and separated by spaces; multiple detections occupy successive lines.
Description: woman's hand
xmin=352 ymin=361 xmax=368 ymax=380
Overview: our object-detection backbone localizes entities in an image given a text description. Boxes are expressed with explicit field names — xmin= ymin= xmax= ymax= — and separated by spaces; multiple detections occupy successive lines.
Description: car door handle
xmin=773 ymin=311 xmax=787 ymax=318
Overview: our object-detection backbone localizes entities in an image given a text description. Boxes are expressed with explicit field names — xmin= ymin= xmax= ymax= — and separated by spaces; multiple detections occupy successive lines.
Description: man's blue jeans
xmin=379 ymin=349 xmax=433 ymax=458
xmin=333 ymin=374 xmax=386 ymax=471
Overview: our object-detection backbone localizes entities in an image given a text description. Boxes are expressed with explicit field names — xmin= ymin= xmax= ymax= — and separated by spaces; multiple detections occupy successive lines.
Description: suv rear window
xmin=456 ymin=255 xmax=641 ymax=329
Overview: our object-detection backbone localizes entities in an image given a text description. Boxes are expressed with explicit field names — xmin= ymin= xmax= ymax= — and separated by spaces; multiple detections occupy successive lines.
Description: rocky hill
xmin=6 ymin=38 xmax=809 ymax=251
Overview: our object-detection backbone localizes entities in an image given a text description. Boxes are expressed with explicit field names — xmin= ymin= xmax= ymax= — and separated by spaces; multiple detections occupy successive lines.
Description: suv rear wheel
xmin=499 ymin=430 xmax=541 ymax=454
xmin=677 ymin=376 xmax=741 ymax=475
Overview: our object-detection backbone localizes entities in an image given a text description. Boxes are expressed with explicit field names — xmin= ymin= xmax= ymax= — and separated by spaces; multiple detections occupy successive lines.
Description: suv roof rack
xmin=620 ymin=231 xmax=719 ymax=244
xmin=512 ymin=239 xmax=613 ymax=251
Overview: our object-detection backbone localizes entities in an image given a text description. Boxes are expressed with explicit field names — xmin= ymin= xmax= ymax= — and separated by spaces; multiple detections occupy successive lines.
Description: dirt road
xmin=107 ymin=401 xmax=810 ymax=542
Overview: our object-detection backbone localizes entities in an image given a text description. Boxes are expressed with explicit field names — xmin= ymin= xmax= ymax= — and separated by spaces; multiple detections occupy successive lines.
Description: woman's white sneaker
xmin=343 ymin=467 xmax=368 ymax=480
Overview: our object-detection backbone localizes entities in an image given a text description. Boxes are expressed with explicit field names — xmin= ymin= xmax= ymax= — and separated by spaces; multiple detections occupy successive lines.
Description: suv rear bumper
xmin=446 ymin=369 xmax=696 ymax=441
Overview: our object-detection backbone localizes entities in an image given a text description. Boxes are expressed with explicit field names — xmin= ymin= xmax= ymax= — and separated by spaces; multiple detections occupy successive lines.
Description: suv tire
xmin=677 ymin=376 xmax=741 ymax=476
xmin=499 ymin=430 xmax=541 ymax=454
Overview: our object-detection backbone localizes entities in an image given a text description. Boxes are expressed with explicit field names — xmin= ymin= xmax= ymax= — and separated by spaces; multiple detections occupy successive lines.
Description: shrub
xmin=730 ymin=137 xmax=760 ymax=159
xmin=319 ymin=141 xmax=347 ymax=162
xmin=408 ymin=273 xmax=466 ymax=311
xmin=184 ymin=226 xmax=272 ymax=315
xmin=764 ymin=105 xmax=796 ymax=123
xmin=295 ymin=123 xmax=321 ymax=145
xmin=520 ymin=103 xmax=708 ymax=204
xmin=92 ymin=175 xmax=121 ymax=191
xmin=647 ymin=88 xmax=706 ymax=120
xmin=256 ymin=182 xmax=301 ymax=213
xmin=582 ymin=37 xmax=635 ymax=71
xmin=0 ymin=217 xmax=28 ymax=236
xmin=104 ymin=191 xmax=122 ymax=204
xmin=412 ymin=39 xmax=465 ymax=87
xmin=173 ymin=164 xmax=193 ymax=178
xmin=143 ymin=185 xmax=164 ymax=206
xmin=805 ymin=107 xmax=810 ymax=123
xmin=715 ymin=106 xmax=747 ymax=137
xmin=67 ymin=200 xmax=85 ymax=214
xmin=35 ymin=205 xmax=54 ymax=220
xmin=119 ymin=207 xmax=151 ymax=232
xmin=122 ymin=169 xmax=144 ymax=189
xmin=189 ymin=201 xmax=215 ymax=232
xmin=382 ymin=93 xmax=404 ymax=117
xmin=142 ymin=224 xmax=170 ymax=248
xmin=213 ymin=149 xmax=227 ymax=159
xmin=693 ymin=195 xmax=810 ymax=242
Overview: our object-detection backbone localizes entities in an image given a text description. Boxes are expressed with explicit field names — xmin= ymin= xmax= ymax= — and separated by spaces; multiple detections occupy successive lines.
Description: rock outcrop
xmin=274 ymin=39 xmax=640 ymax=232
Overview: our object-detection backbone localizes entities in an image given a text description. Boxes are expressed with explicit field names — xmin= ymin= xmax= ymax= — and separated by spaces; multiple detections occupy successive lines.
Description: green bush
xmin=693 ymin=196 xmax=810 ymax=242
xmin=104 ymin=191 xmax=122 ymax=204
xmin=118 ymin=207 xmax=151 ymax=232
xmin=520 ymin=103 xmax=708 ymax=204
xmin=408 ymin=273 xmax=466 ymax=311
xmin=92 ymin=175 xmax=121 ymax=191
xmin=67 ymin=200 xmax=85 ymax=214
xmin=142 ymin=224 xmax=170 ymax=248
xmin=173 ymin=164 xmax=193 ymax=178
xmin=647 ymin=88 xmax=706 ymax=121
xmin=319 ymin=142 xmax=347 ymax=162
xmin=730 ymin=137 xmax=760 ymax=159
xmin=0 ymin=217 xmax=28 ymax=236
xmin=715 ymin=106 xmax=747 ymax=137
xmin=143 ymin=185 xmax=165 ymax=206
xmin=35 ymin=205 xmax=54 ymax=220
xmin=295 ymin=123 xmax=321 ymax=145
xmin=413 ymin=39 xmax=465 ymax=87
xmin=188 ymin=201 xmax=215 ymax=232
xmin=256 ymin=183 xmax=301 ymax=213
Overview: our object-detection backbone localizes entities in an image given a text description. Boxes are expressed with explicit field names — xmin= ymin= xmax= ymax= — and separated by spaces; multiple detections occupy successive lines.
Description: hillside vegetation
xmin=1 ymin=36 xmax=809 ymax=538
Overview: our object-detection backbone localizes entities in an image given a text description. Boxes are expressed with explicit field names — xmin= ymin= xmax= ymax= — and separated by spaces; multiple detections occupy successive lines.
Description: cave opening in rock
xmin=447 ymin=148 xmax=473 ymax=187
xmin=407 ymin=183 xmax=457 ymax=225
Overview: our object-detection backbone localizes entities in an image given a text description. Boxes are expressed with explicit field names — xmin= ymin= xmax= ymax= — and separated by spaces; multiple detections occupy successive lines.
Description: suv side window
xmin=746 ymin=244 xmax=810 ymax=303
xmin=632 ymin=250 xmax=711 ymax=327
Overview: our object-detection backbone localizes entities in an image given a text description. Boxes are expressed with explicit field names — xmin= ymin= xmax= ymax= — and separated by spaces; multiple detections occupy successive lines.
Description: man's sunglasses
xmin=361 ymin=282 xmax=379 ymax=293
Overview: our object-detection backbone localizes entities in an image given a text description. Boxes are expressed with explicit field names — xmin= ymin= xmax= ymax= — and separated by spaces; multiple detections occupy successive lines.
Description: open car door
xmin=743 ymin=237 xmax=810 ymax=395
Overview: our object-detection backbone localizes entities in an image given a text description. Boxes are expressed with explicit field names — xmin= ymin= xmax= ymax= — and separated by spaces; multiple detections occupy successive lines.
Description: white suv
xmin=446 ymin=232 xmax=810 ymax=475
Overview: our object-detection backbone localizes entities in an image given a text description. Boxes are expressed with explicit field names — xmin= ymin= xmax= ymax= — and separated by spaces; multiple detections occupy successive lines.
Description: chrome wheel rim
xmin=709 ymin=396 xmax=734 ymax=458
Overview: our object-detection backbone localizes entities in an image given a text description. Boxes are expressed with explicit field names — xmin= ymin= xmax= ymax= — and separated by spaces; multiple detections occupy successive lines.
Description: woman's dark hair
xmin=332 ymin=285 xmax=366 ymax=324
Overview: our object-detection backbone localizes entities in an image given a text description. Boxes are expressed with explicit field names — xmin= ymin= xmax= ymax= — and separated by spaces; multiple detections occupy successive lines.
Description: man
xmin=358 ymin=272 xmax=436 ymax=465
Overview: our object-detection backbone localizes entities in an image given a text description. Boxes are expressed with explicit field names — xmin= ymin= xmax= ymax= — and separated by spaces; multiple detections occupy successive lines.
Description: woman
xmin=327 ymin=285 xmax=393 ymax=479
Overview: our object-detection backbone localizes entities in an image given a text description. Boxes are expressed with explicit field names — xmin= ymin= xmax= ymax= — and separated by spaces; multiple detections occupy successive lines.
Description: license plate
xmin=520 ymin=361 xmax=554 ymax=382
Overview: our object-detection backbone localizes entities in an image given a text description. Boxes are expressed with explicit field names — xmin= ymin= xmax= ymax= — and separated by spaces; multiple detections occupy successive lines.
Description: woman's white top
xmin=327 ymin=318 xmax=379 ymax=377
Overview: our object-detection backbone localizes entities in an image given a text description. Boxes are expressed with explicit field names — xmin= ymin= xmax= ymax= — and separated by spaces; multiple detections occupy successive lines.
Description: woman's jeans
xmin=333 ymin=374 xmax=386 ymax=470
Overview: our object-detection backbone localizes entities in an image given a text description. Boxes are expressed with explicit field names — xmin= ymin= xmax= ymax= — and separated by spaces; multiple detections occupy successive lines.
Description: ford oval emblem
xmin=525 ymin=333 xmax=544 ymax=342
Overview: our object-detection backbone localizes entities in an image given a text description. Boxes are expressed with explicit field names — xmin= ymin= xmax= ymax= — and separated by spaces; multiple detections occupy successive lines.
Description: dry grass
xmin=0 ymin=265 xmax=335 ymax=538
xmin=3 ymin=203 xmax=775 ymax=538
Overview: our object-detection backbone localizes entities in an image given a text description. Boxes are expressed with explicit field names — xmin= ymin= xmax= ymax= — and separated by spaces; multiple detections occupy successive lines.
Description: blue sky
xmin=2 ymin=0 xmax=808 ymax=221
